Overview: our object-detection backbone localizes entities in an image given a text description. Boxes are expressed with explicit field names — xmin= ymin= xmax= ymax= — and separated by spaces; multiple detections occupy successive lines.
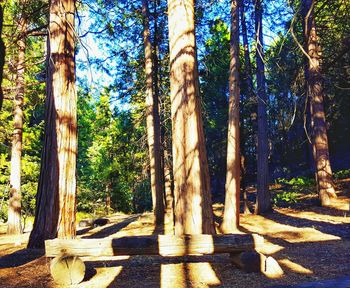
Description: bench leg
xmin=230 ymin=251 xmax=284 ymax=278
xmin=50 ymin=255 xmax=86 ymax=285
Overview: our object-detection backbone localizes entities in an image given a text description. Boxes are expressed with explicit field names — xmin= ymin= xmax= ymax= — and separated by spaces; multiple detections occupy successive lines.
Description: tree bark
xmin=0 ymin=5 xmax=5 ymax=110
xmin=302 ymin=0 xmax=337 ymax=206
xmin=239 ymin=0 xmax=254 ymax=101
xmin=221 ymin=0 xmax=241 ymax=233
xmin=7 ymin=15 xmax=27 ymax=235
xmin=142 ymin=0 xmax=165 ymax=226
xmin=28 ymin=0 xmax=77 ymax=248
xmin=167 ymin=0 xmax=215 ymax=235
xmin=239 ymin=0 xmax=253 ymax=215
xmin=254 ymin=0 xmax=271 ymax=214
xmin=45 ymin=234 xmax=264 ymax=257
xmin=7 ymin=16 xmax=27 ymax=235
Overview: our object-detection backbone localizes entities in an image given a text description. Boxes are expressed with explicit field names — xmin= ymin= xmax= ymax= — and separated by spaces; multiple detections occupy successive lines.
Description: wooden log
xmin=45 ymin=234 xmax=263 ymax=257
xmin=230 ymin=251 xmax=284 ymax=277
xmin=50 ymin=255 xmax=85 ymax=285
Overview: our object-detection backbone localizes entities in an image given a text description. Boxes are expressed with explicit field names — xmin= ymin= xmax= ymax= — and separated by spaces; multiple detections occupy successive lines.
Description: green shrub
xmin=273 ymin=191 xmax=299 ymax=206
xmin=334 ymin=169 xmax=350 ymax=180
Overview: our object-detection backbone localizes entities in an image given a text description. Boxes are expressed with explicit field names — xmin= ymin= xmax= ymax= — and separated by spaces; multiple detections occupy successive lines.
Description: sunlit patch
xmin=279 ymin=258 xmax=313 ymax=275
xmin=187 ymin=262 xmax=221 ymax=286
xmin=241 ymin=214 xmax=341 ymax=243
xmin=161 ymin=262 xmax=221 ymax=288
xmin=76 ymin=266 xmax=123 ymax=288
xmin=161 ymin=263 xmax=186 ymax=288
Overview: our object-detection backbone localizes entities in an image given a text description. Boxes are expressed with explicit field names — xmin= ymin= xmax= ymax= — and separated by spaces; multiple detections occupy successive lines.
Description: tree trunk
xmin=163 ymin=147 xmax=174 ymax=212
xmin=7 ymin=16 xmax=27 ymax=235
xmin=28 ymin=0 xmax=77 ymax=248
xmin=167 ymin=0 xmax=215 ymax=235
xmin=142 ymin=0 xmax=165 ymax=226
xmin=0 ymin=5 xmax=5 ymax=110
xmin=239 ymin=0 xmax=254 ymax=100
xmin=239 ymin=0 xmax=253 ymax=215
xmin=303 ymin=0 xmax=336 ymax=206
xmin=221 ymin=0 xmax=241 ymax=233
xmin=254 ymin=0 xmax=271 ymax=214
xmin=105 ymin=182 xmax=111 ymax=214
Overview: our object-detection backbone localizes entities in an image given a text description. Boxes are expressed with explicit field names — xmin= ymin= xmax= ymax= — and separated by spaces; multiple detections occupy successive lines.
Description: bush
xmin=334 ymin=169 xmax=350 ymax=180
xmin=273 ymin=191 xmax=299 ymax=206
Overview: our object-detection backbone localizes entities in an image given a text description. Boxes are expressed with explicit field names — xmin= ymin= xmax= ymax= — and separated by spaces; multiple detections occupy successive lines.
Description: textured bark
xmin=254 ymin=0 xmax=271 ymax=214
xmin=164 ymin=147 xmax=174 ymax=212
xmin=239 ymin=0 xmax=254 ymax=100
xmin=167 ymin=0 xmax=215 ymax=235
xmin=239 ymin=0 xmax=253 ymax=215
xmin=142 ymin=0 xmax=165 ymax=225
xmin=46 ymin=234 xmax=264 ymax=257
xmin=303 ymin=0 xmax=336 ymax=206
xmin=222 ymin=0 xmax=241 ymax=233
xmin=7 ymin=16 xmax=27 ymax=235
xmin=28 ymin=0 xmax=77 ymax=248
xmin=0 ymin=5 xmax=5 ymax=110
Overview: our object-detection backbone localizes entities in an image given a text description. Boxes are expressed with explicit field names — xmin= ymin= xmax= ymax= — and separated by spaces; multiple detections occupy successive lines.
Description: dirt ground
xmin=0 ymin=179 xmax=349 ymax=288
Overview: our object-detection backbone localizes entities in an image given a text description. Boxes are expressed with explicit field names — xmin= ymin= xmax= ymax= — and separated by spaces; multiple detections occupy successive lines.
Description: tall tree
xmin=167 ymin=0 xmax=215 ymax=235
xmin=302 ymin=0 xmax=337 ymax=206
xmin=0 ymin=4 xmax=4 ymax=110
xmin=142 ymin=0 xmax=165 ymax=225
xmin=221 ymin=0 xmax=241 ymax=232
xmin=28 ymin=0 xmax=77 ymax=248
xmin=7 ymin=2 xmax=27 ymax=235
xmin=254 ymin=0 xmax=271 ymax=214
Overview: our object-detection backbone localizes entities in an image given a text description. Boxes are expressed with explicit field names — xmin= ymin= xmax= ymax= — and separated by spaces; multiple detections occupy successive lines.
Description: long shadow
xmin=82 ymin=215 xmax=139 ymax=239
xmin=0 ymin=248 xmax=44 ymax=268
xmin=264 ymin=209 xmax=350 ymax=239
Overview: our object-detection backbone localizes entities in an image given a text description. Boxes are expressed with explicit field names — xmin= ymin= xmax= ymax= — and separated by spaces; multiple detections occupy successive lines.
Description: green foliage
xmin=334 ymin=170 xmax=350 ymax=180
xmin=276 ymin=176 xmax=315 ymax=188
xmin=273 ymin=191 xmax=299 ymax=206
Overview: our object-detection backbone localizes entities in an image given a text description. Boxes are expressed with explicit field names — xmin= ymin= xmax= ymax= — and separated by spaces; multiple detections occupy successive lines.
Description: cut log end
xmin=230 ymin=251 xmax=284 ymax=278
xmin=50 ymin=255 xmax=86 ymax=285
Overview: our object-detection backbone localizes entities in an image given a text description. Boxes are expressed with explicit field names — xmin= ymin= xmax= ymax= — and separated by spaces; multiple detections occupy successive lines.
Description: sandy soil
xmin=0 ymin=179 xmax=349 ymax=288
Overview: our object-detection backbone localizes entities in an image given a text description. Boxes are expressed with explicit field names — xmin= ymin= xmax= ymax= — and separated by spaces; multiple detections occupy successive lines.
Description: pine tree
xmin=255 ymin=0 xmax=271 ymax=214
xmin=221 ymin=0 xmax=241 ymax=233
xmin=167 ymin=0 xmax=215 ymax=235
xmin=142 ymin=0 xmax=164 ymax=225
xmin=28 ymin=0 xmax=77 ymax=248
xmin=302 ymin=0 xmax=337 ymax=206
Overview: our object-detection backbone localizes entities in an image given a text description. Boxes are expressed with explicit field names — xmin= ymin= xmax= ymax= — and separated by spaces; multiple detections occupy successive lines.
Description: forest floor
xmin=0 ymin=178 xmax=349 ymax=288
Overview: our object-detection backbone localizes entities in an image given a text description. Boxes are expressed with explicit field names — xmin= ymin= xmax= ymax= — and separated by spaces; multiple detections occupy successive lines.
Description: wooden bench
xmin=45 ymin=233 xmax=282 ymax=285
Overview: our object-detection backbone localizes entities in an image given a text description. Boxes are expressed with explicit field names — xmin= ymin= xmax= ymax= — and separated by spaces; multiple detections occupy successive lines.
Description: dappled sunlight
xmin=187 ymin=262 xmax=221 ymax=286
xmin=277 ymin=208 xmax=349 ymax=224
xmin=160 ymin=262 xmax=221 ymax=288
xmin=161 ymin=263 xmax=186 ymax=288
xmin=241 ymin=213 xmax=341 ymax=243
xmin=279 ymin=259 xmax=313 ymax=275
xmin=76 ymin=266 xmax=123 ymax=288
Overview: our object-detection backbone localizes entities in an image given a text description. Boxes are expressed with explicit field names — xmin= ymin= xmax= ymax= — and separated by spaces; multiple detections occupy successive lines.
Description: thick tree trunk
xmin=142 ymin=0 xmax=165 ymax=226
xmin=239 ymin=0 xmax=254 ymax=100
xmin=7 ymin=17 xmax=26 ymax=235
xmin=167 ymin=0 xmax=215 ymax=235
xmin=28 ymin=0 xmax=77 ymax=248
xmin=303 ymin=0 xmax=336 ymax=206
xmin=221 ymin=0 xmax=241 ymax=233
xmin=254 ymin=0 xmax=271 ymax=214
xmin=239 ymin=0 xmax=253 ymax=215
xmin=0 ymin=5 xmax=5 ymax=110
